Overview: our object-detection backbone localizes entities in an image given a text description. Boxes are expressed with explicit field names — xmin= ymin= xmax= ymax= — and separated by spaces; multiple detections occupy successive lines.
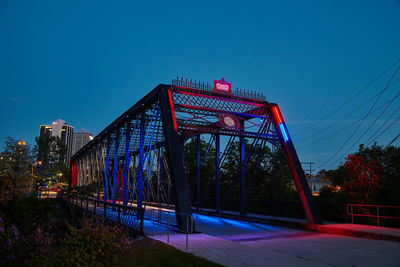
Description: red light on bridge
xmin=214 ymin=78 xmax=232 ymax=94
xmin=273 ymin=106 xmax=283 ymax=124
xmin=168 ymin=89 xmax=178 ymax=132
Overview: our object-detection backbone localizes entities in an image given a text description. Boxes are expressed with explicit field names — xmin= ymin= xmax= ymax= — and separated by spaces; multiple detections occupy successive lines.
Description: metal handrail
xmin=150 ymin=208 xmax=194 ymax=250
xmin=58 ymin=192 xmax=145 ymax=234
xmin=347 ymin=204 xmax=400 ymax=227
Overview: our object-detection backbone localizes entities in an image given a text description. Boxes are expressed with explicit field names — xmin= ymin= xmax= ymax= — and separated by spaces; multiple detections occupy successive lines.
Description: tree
xmin=355 ymin=143 xmax=400 ymax=204
xmin=0 ymin=137 xmax=32 ymax=200
xmin=343 ymin=153 xmax=383 ymax=204
xmin=184 ymin=137 xmax=216 ymax=206
xmin=324 ymin=165 xmax=349 ymax=186
xmin=322 ymin=143 xmax=400 ymax=204
xmin=33 ymin=134 xmax=68 ymax=183
xmin=183 ymin=137 xmax=297 ymax=213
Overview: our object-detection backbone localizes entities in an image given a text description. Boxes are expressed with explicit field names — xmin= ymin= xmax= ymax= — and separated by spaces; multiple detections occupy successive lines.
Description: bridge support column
xmin=240 ymin=136 xmax=246 ymax=216
xmin=269 ymin=104 xmax=322 ymax=225
xmin=196 ymin=135 xmax=201 ymax=211
xmin=137 ymin=112 xmax=146 ymax=209
xmin=215 ymin=134 xmax=220 ymax=213
xmin=112 ymin=130 xmax=120 ymax=205
xmin=156 ymin=148 xmax=161 ymax=205
xmin=160 ymin=86 xmax=194 ymax=232
xmin=123 ymin=125 xmax=132 ymax=206
xmin=104 ymin=139 xmax=111 ymax=201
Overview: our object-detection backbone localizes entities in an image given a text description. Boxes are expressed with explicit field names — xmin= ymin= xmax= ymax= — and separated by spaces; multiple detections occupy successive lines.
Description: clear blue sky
xmin=1 ymin=0 xmax=400 ymax=170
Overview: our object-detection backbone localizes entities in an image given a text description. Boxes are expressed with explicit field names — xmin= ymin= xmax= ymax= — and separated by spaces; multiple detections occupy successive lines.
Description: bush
xmin=0 ymin=217 xmax=31 ymax=266
xmin=0 ymin=215 xmax=135 ymax=267
xmin=49 ymin=217 xmax=134 ymax=267
xmin=0 ymin=195 xmax=55 ymax=235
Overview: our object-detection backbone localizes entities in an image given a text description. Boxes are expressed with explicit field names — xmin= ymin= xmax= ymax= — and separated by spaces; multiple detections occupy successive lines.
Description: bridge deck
xmin=80 ymin=202 xmax=400 ymax=266
xmin=144 ymin=211 xmax=400 ymax=267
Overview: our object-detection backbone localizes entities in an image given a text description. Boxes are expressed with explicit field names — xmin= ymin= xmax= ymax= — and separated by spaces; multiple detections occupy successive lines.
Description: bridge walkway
xmin=144 ymin=208 xmax=400 ymax=267
xmin=73 ymin=201 xmax=400 ymax=266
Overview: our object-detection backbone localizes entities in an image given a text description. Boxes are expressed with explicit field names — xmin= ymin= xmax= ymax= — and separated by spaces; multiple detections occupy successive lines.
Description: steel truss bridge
xmin=70 ymin=78 xmax=322 ymax=232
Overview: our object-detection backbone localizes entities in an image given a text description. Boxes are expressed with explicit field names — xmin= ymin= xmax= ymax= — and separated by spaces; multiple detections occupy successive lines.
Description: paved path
xmin=69 ymin=200 xmax=400 ymax=266
xmin=145 ymin=214 xmax=400 ymax=267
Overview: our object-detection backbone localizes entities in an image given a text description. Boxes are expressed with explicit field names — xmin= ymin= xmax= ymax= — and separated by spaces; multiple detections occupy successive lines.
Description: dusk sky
xmin=1 ymin=0 xmax=400 ymax=170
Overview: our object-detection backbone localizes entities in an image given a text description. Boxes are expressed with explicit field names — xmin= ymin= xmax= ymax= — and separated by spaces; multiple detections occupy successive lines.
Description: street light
xmin=17 ymin=140 xmax=26 ymax=146
xmin=37 ymin=161 xmax=44 ymax=198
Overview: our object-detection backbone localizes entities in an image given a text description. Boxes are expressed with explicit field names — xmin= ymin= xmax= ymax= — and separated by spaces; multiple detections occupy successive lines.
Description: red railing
xmin=347 ymin=204 xmax=400 ymax=227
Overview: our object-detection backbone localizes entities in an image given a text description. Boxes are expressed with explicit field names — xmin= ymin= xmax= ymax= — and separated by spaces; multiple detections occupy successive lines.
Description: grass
xmin=118 ymin=236 xmax=223 ymax=267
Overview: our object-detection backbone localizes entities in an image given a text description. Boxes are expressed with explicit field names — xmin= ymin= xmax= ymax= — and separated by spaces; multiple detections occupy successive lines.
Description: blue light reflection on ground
xmin=252 ymin=222 xmax=282 ymax=231
xmin=97 ymin=207 xmax=289 ymax=237
xmin=193 ymin=213 xmax=285 ymax=235
xmin=220 ymin=218 xmax=258 ymax=230
xmin=193 ymin=214 xmax=224 ymax=226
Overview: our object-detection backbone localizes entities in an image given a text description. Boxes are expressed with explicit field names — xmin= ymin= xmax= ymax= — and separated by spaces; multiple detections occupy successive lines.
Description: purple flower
xmin=12 ymin=225 xmax=19 ymax=240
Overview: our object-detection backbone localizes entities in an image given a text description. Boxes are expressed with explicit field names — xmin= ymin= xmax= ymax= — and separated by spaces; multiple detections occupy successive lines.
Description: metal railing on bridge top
xmin=347 ymin=204 xmax=400 ymax=227
xmin=172 ymin=77 xmax=267 ymax=101
xmin=58 ymin=192 xmax=145 ymax=234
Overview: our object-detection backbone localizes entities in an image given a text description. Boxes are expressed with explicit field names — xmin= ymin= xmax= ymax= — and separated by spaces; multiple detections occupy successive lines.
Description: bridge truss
xmin=70 ymin=78 xmax=322 ymax=231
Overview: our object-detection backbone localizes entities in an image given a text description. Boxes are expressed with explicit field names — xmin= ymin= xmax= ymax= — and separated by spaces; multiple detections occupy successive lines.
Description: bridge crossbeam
xmin=70 ymin=79 xmax=322 ymax=233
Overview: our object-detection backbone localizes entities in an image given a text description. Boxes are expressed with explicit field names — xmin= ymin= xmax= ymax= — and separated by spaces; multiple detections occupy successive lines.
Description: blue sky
xmin=1 ymin=0 xmax=400 ymax=170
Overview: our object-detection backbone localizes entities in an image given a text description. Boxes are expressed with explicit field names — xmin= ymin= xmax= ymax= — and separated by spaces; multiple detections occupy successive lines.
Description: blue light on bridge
xmin=279 ymin=123 xmax=289 ymax=142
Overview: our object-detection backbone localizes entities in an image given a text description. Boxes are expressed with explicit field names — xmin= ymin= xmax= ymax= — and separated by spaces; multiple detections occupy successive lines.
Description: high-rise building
xmin=72 ymin=130 xmax=93 ymax=155
xmin=39 ymin=119 xmax=74 ymax=166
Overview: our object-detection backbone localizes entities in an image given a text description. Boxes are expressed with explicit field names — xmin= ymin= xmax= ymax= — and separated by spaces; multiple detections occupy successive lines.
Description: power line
xmin=296 ymin=77 xmax=400 ymax=144
xmin=299 ymin=39 xmax=400 ymax=123
xmin=301 ymin=162 xmax=314 ymax=190
xmin=296 ymin=98 xmax=393 ymax=149
xmin=386 ymin=132 xmax=400 ymax=147
xmin=319 ymin=64 xmax=400 ymax=169
xmin=336 ymin=85 xmax=400 ymax=152
xmin=364 ymin=90 xmax=400 ymax=146
xmin=325 ymin=114 xmax=400 ymax=169
xmin=295 ymin=57 xmax=400 ymax=137
xmin=366 ymin=113 xmax=400 ymax=147
xmin=326 ymin=84 xmax=400 ymax=169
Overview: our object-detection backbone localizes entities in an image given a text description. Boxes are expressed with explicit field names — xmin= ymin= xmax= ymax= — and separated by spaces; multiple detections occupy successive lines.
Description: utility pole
xmin=301 ymin=162 xmax=314 ymax=192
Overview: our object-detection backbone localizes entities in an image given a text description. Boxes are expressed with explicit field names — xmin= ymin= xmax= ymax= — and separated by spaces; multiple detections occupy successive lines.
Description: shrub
xmin=36 ymin=217 xmax=134 ymax=266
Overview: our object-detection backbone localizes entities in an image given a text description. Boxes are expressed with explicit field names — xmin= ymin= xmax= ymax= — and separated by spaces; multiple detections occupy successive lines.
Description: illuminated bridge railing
xmin=59 ymin=192 xmax=145 ymax=234
xmin=172 ymin=78 xmax=266 ymax=101
xmin=347 ymin=204 xmax=400 ymax=227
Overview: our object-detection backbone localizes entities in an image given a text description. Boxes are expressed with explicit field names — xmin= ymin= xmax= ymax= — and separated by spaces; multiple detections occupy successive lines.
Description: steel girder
xmin=71 ymin=82 xmax=322 ymax=230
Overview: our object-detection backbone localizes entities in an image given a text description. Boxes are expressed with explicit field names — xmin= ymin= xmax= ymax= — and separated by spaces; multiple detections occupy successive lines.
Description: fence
xmin=58 ymin=192 xmax=145 ymax=234
xmin=171 ymin=78 xmax=266 ymax=101
xmin=150 ymin=208 xmax=194 ymax=250
xmin=347 ymin=204 xmax=400 ymax=227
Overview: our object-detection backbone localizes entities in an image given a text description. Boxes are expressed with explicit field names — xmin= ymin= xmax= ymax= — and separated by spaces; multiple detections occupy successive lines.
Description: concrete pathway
xmin=318 ymin=223 xmax=400 ymax=242
xmin=145 ymin=214 xmax=400 ymax=267
xmin=69 ymin=200 xmax=400 ymax=266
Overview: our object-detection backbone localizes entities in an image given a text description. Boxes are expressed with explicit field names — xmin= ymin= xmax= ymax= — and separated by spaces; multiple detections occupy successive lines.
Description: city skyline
xmin=39 ymin=118 xmax=93 ymax=168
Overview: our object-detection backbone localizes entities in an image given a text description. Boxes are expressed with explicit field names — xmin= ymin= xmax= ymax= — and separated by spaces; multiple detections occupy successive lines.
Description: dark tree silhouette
xmin=344 ymin=154 xmax=382 ymax=204
xmin=0 ymin=137 xmax=32 ymax=200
